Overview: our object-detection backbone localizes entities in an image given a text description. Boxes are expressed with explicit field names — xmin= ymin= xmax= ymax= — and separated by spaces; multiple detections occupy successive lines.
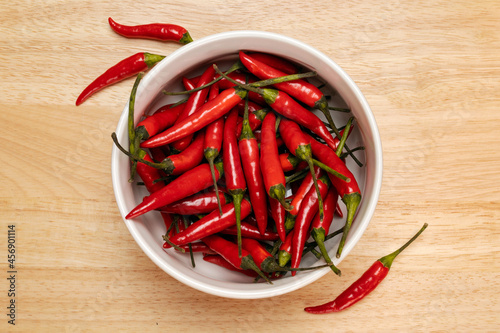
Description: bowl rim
xmin=111 ymin=30 xmax=383 ymax=299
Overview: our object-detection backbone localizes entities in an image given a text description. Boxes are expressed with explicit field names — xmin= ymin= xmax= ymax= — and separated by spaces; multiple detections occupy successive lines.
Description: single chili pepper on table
xmin=117 ymin=159 xmax=224 ymax=219
xmin=310 ymin=186 xmax=341 ymax=270
xmin=201 ymin=234 xmax=271 ymax=283
xmin=167 ymin=199 xmax=252 ymax=246
xmin=108 ymin=17 xmax=193 ymax=44
xmin=307 ymin=133 xmax=361 ymax=258
xmin=203 ymin=83 xmax=225 ymax=215
xmin=304 ymin=223 xmax=428 ymax=314
xmin=141 ymin=87 xmax=248 ymax=148
xmin=170 ymin=65 xmax=215 ymax=152
xmin=291 ymin=174 xmax=339 ymax=276
xmin=75 ymin=52 xmax=165 ymax=106
xmin=223 ymin=108 xmax=247 ymax=256
xmin=238 ymin=98 xmax=268 ymax=235
xmin=159 ymin=187 xmax=232 ymax=215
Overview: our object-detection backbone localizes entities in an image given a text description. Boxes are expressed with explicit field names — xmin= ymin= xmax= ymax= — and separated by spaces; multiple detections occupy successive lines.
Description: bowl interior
xmin=111 ymin=30 xmax=382 ymax=299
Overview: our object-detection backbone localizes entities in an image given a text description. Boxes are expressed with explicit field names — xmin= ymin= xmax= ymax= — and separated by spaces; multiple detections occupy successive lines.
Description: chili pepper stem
xmin=379 ymin=223 xmax=428 ymax=269
xmin=336 ymin=192 xmax=362 ymax=258
xmin=230 ymin=191 xmax=245 ymax=257
xmin=261 ymin=257 xmax=334 ymax=274
xmin=127 ymin=73 xmax=144 ymax=181
xmin=278 ymin=250 xmax=292 ymax=267
xmin=312 ymin=159 xmax=350 ymax=182
xmin=161 ymin=234 xmax=185 ymax=253
xmin=205 ymin=150 xmax=223 ymax=216
xmin=240 ymin=256 xmax=272 ymax=284
xmin=269 ymin=184 xmax=293 ymax=211
xmin=179 ymin=31 xmax=193 ymax=44
xmin=311 ymin=227 xmax=341 ymax=276
xmin=335 ymin=117 xmax=354 ymax=157
xmin=285 ymin=214 xmax=296 ymax=231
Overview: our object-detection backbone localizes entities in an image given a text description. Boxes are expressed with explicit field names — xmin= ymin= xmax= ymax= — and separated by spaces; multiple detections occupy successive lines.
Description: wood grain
xmin=1 ymin=0 xmax=499 ymax=332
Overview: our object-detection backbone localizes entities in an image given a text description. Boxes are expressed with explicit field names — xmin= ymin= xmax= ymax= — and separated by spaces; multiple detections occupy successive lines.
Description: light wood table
xmin=1 ymin=1 xmax=499 ymax=332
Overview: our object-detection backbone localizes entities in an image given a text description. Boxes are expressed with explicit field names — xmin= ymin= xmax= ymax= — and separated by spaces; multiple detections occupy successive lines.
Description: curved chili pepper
xmin=223 ymin=108 xmax=247 ymax=256
xmin=307 ymin=134 xmax=361 ymax=258
xmin=278 ymin=229 xmax=294 ymax=267
xmin=182 ymin=76 xmax=196 ymax=90
xmin=141 ymin=87 xmax=248 ymax=148
xmin=291 ymin=174 xmax=334 ymax=276
xmin=202 ymin=254 xmax=258 ymax=277
xmin=168 ymin=199 xmax=252 ymax=246
xmin=238 ymin=99 xmax=268 ymax=235
xmin=76 ymin=52 xmax=165 ymax=106
xmin=260 ymin=112 xmax=292 ymax=213
xmin=201 ymin=234 xmax=271 ymax=283
xmin=135 ymin=102 xmax=185 ymax=140
xmin=108 ymin=17 xmax=193 ymax=44
xmin=122 ymin=160 xmax=224 ymax=219
xmin=310 ymin=186 xmax=341 ymax=273
xmin=305 ymin=224 xmax=428 ymax=313
xmin=170 ymin=65 xmax=215 ymax=152
xmin=159 ymin=187 xmax=232 ymax=215
xmin=221 ymin=220 xmax=279 ymax=241
xmin=279 ymin=118 xmax=324 ymax=221
xmin=247 ymin=52 xmax=297 ymax=74
xmin=203 ymin=83 xmax=225 ymax=215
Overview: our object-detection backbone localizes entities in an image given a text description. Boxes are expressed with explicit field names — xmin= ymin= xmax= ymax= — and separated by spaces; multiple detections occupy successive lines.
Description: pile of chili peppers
xmin=77 ymin=19 xmax=427 ymax=313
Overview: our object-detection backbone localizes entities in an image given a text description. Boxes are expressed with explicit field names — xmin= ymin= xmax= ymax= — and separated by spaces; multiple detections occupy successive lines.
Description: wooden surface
xmin=1 ymin=0 xmax=499 ymax=332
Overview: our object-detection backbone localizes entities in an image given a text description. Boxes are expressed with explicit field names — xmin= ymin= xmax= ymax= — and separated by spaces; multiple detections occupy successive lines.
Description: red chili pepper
xmin=217 ymin=72 xmax=265 ymax=105
xmin=247 ymin=52 xmax=297 ymax=74
xmin=310 ymin=186 xmax=341 ymax=272
xmin=170 ymin=65 xmax=215 ymax=152
xmin=168 ymin=199 xmax=252 ymax=246
xmin=159 ymin=187 xmax=232 ymax=215
xmin=203 ymin=83 xmax=225 ymax=215
xmin=307 ymin=134 xmax=361 ymax=258
xmin=135 ymin=153 xmax=166 ymax=193
xmin=202 ymin=254 xmax=258 ymax=277
xmin=221 ymin=220 xmax=279 ymax=241
xmin=280 ymin=152 xmax=306 ymax=172
xmin=108 ymin=17 xmax=193 ymax=44
xmin=291 ymin=173 xmax=332 ymax=276
xmin=260 ymin=112 xmax=292 ymax=213
xmin=201 ymin=234 xmax=271 ymax=283
xmin=269 ymin=197 xmax=287 ymax=242
xmin=279 ymin=117 xmax=324 ymax=221
xmin=175 ymin=242 xmax=215 ymax=254
xmin=304 ymin=224 xmax=428 ymax=314
xmin=238 ymin=99 xmax=268 ymax=235
xmin=235 ymin=107 xmax=269 ymax=137
xmin=182 ymin=76 xmax=196 ymax=90
xmin=223 ymin=108 xmax=247 ymax=256
xmin=135 ymin=102 xmax=185 ymax=140
xmin=141 ymin=87 xmax=247 ymax=148
xmin=285 ymin=166 xmax=323 ymax=231
xmin=76 ymin=52 xmax=165 ymax=106
xmin=124 ymin=161 xmax=224 ymax=219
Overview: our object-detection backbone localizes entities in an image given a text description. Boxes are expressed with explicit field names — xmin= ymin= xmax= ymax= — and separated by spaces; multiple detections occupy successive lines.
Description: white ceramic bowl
xmin=111 ymin=30 xmax=382 ymax=299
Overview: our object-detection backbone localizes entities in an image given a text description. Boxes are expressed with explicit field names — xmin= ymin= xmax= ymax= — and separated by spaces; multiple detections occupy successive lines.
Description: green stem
xmin=379 ymin=223 xmax=428 ymax=269
xmin=335 ymin=117 xmax=354 ymax=157
xmin=182 ymin=216 xmax=196 ymax=268
xmin=336 ymin=192 xmax=362 ymax=258
xmin=250 ymin=71 xmax=317 ymax=87
xmin=311 ymin=227 xmax=341 ymax=276
xmin=312 ymin=159 xmax=351 ymax=182
xmin=230 ymin=191 xmax=245 ymax=258
xmin=205 ymin=152 xmax=223 ymax=216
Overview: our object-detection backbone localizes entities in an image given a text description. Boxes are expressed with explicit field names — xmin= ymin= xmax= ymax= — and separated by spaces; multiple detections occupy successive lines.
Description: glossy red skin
xmin=267 ymin=90 xmax=338 ymax=152
xmin=108 ymin=17 xmax=188 ymax=42
xmin=202 ymin=255 xmax=257 ymax=277
xmin=270 ymin=197 xmax=286 ymax=242
xmin=304 ymin=261 xmax=389 ymax=313
xmin=311 ymin=186 xmax=339 ymax=232
xmin=223 ymin=109 xmax=246 ymax=192
xmin=135 ymin=153 xmax=165 ymax=193
xmin=160 ymin=212 xmax=176 ymax=240
xmin=239 ymin=133 xmax=268 ymax=234
xmin=221 ymin=221 xmax=279 ymax=241
xmin=76 ymin=52 xmax=148 ymax=106
xmin=307 ymin=134 xmax=360 ymax=198
xmin=159 ymin=188 xmax=229 ymax=215
xmin=182 ymin=77 xmax=195 ymax=90
xmin=290 ymin=166 xmax=323 ymax=216
xmin=169 ymin=200 xmax=252 ymax=246
xmin=165 ymin=129 xmax=205 ymax=175
xmin=136 ymin=102 xmax=185 ymax=139
xmin=171 ymin=65 xmax=215 ymax=151
xmin=125 ymin=163 xmax=221 ymax=219
xmin=141 ymin=87 xmax=245 ymax=148
xmin=279 ymin=153 xmax=307 ymax=172
xmin=202 ymin=235 xmax=251 ymax=269
xmin=248 ymin=52 xmax=297 ymax=75
xmin=235 ymin=113 xmax=264 ymax=137
xmin=175 ymin=242 xmax=215 ymax=254
xmin=260 ymin=112 xmax=286 ymax=194
xmin=279 ymin=117 xmax=310 ymax=154
xmin=280 ymin=229 xmax=294 ymax=254
xmin=241 ymin=238 xmax=272 ymax=268
xmin=239 ymin=51 xmax=323 ymax=108
xmin=217 ymin=72 xmax=265 ymax=105
xmin=204 ymin=83 xmax=224 ymax=152
xmin=291 ymin=176 xmax=330 ymax=276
